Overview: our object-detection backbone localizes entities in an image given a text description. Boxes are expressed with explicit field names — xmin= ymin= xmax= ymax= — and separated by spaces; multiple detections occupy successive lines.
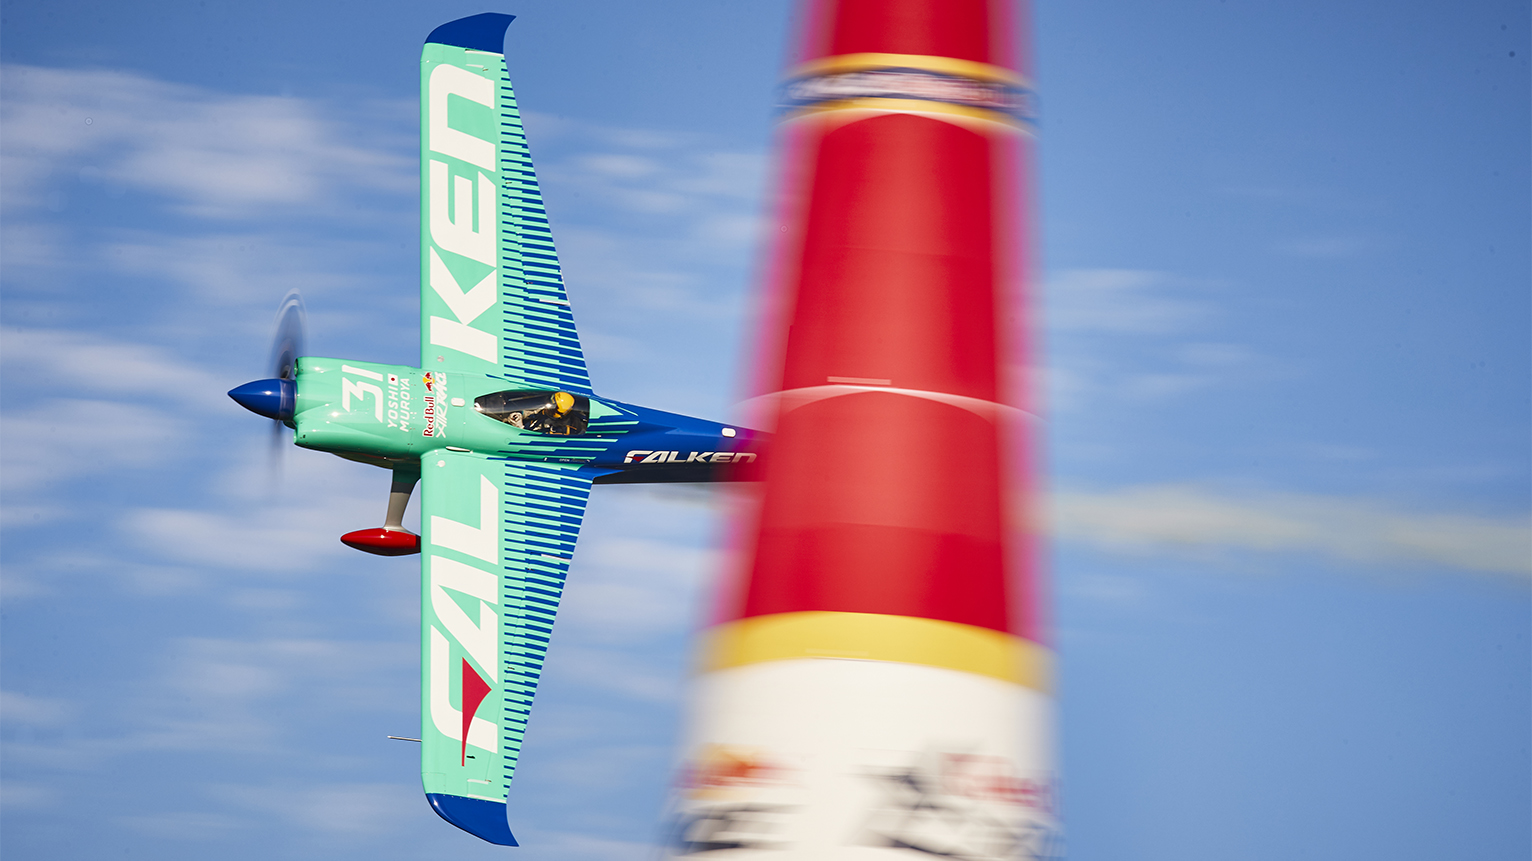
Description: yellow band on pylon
xmin=786 ymin=52 xmax=1029 ymax=88
xmin=699 ymin=611 xmax=1052 ymax=692
xmin=781 ymin=97 xmax=1029 ymax=131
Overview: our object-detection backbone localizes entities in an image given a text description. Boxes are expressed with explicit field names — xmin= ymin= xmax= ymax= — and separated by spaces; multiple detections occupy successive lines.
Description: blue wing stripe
xmin=496 ymin=80 xmax=592 ymax=394
xmin=495 ymin=461 xmax=592 ymax=792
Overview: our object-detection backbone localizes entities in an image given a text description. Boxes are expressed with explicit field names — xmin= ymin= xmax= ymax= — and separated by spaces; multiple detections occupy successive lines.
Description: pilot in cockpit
xmin=478 ymin=389 xmax=587 ymax=435
xmin=523 ymin=391 xmax=581 ymax=436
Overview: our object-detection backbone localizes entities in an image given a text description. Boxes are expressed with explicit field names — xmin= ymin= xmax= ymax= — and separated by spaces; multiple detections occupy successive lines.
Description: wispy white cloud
xmin=1 ymin=64 xmax=411 ymax=219
xmin=121 ymin=494 xmax=367 ymax=573
xmin=526 ymin=111 xmax=768 ymax=340
xmin=0 ymin=689 xmax=73 ymax=726
xmin=0 ymin=328 xmax=343 ymax=524
xmin=1046 ymin=268 xmax=1211 ymax=335
xmin=0 ymin=222 xmax=67 ymax=272
xmin=553 ymin=645 xmax=687 ymax=703
xmin=0 ymin=781 xmax=59 ymax=810
xmin=0 ymin=65 xmax=417 ymax=370
xmin=0 ymin=398 xmax=165 ymax=492
xmin=1175 ymin=342 xmax=1252 ymax=367
xmin=123 ymin=635 xmax=412 ymax=755
xmin=104 ymin=446 xmax=387 ymax=577
xmin=209 ymin=781 xmax=420 ymax=837
xmin=529 ymin=740 xmax=674 ymax=801
xmin=0 ymin=503 xmax=67 ymax=529
xmin=0 ymin=635 xmax=411 ymax=781
xmin=1052 ymin=485 xmax=1532 ymax=578
xmin=1042 ymin=268 xmax=1272 ymax=415
xmin=0 ymin=327 xmax=228 ymax=404
xmin=561 ymin=536 xmax=718 ymax=642
xmin=100 ymin=231 xmax=408 ymax=311
xmin=512 ymin=830 xmax=662 ymax=861
xmin=114 ymin=810 xmax=250 ymax=840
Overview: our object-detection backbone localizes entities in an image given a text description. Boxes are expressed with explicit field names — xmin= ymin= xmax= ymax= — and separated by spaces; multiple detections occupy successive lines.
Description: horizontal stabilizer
xmin=426 ymin=793 xmax=517 ymax=846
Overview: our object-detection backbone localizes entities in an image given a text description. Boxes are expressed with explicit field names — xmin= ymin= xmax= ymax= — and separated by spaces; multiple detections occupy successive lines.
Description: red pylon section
xmin=668 ymin=2 xmax=1057 ymax=857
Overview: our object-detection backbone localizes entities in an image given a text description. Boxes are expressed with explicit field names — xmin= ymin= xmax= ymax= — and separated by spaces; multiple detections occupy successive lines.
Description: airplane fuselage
xmin=289 ymin=358 xmax=761 ymax=484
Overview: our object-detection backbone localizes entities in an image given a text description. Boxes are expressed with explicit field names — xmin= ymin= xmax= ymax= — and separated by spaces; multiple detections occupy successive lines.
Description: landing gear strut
xmin=341 ymin=463 xmax=423 ymax=556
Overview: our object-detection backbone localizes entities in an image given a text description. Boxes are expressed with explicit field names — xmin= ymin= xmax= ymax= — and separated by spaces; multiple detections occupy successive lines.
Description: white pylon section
xmin=663 ymin=658 xmax=1060 ymax=860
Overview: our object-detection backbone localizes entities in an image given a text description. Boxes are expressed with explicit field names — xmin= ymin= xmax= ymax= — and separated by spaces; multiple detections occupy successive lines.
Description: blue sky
xmin=1 ymin=1 xmax=1527 ymax=859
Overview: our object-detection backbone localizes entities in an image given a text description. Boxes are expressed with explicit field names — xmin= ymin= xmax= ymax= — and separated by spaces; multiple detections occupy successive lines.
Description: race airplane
xmin=227 ymin=13 xmax=762 ymax=846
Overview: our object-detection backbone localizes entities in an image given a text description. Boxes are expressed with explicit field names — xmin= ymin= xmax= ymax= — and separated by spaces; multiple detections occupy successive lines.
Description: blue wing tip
xmin=426 ymin=13 xmax=516 ymax=52
xmin=427 ymin=793 xmax=518 ymax=846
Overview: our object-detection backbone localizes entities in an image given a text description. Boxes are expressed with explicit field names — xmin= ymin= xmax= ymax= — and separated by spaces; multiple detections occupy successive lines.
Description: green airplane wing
xmin=418 ymin=447 xmax=593 ymax=844
xmin=420 ymin=14 xmax=592 ymax=394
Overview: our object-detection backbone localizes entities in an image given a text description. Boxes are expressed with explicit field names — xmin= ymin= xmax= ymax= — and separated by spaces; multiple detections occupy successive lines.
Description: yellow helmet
xmin=552 ymin=391 xmax=575 ymax=414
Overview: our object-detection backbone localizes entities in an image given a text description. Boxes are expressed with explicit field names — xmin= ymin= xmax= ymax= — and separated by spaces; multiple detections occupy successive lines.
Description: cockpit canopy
xmin=474 ymin=389 xmax=589 ymax=436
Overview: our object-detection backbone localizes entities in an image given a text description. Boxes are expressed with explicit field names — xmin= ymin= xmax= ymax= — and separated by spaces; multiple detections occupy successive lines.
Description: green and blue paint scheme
xmin=228 ymin=14 xmax=761 ymax=847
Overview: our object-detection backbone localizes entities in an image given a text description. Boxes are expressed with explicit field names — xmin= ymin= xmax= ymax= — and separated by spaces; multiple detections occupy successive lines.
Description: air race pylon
xmin=663 ymin=1 xmax=1057 ymax=858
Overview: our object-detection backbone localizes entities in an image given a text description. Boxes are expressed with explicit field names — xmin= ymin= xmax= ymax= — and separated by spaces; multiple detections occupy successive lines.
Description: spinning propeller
xmin=270 ymin=291 xmax=306 ymax=389
xmin=228 ymin=292 xmax=306 ymax=480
